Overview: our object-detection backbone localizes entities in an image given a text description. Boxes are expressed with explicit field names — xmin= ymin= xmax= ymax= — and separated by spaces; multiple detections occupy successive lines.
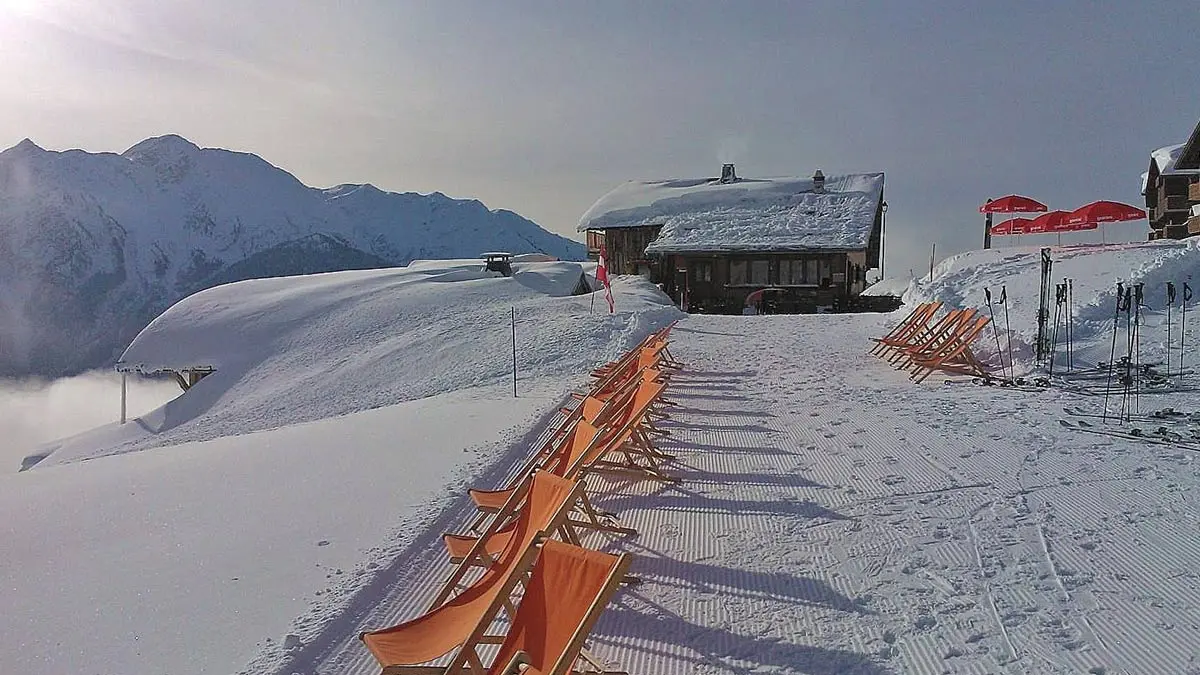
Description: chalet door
xmin=674 ymin=266 xmax=688 ymax=311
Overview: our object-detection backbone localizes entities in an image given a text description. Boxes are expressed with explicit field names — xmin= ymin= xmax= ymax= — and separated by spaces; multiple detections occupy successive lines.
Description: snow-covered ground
xmin=5 ymin=241 xmax=1200 ymax=675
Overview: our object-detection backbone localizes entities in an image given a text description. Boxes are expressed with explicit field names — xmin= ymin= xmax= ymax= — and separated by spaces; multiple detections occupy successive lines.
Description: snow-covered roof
xmin=1144 ymin=143 xmax=1200 ymax=194
xmin=579 ymin=173 xmax=884 ymax=253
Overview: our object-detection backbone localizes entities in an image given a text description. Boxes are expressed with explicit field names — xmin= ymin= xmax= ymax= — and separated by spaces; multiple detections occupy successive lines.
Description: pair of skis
xmin=1058 ymin=418 xmax=1200 ymax=452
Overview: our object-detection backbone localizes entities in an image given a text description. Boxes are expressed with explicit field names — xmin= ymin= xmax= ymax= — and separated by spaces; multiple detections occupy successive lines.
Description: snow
xmin=33 ymin=260 xmax=674 ymax=467
xmin=578 ymin=173 xmax=884 ymax=253
xmin=7 ymin=239 xmax=1200 ymax=675
xmin=0 ymin=135 xmax=583 ymax=378
xmin=904 ymin=239 xmax=1200 ymax=375
xmin=861 ymin=276 xmax=914 ymax=298
xmin=1151 ymin=143 xmax=1186 ymax=174
xmin=3 ymin=261 xmax=681 ymax=675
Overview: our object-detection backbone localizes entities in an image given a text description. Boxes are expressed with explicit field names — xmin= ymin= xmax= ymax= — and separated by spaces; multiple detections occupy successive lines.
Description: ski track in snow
xmin=253 ymin=311 xmax=1200 ymax=675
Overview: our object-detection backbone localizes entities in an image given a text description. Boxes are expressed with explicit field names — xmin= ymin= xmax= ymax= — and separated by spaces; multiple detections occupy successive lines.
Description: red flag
xmin=597 ymin=246 xmax=614 ymax=313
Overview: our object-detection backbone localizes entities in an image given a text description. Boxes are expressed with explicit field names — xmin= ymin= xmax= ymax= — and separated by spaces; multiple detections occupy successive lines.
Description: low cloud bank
xmin=0 ymin=372 xmax=178 ymax=473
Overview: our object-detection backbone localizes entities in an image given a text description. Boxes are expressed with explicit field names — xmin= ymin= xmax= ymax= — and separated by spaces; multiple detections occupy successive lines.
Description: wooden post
xmin=120 ymin=372 xmax=127 ymax=424
xmin=929 ymin=243 xmax=936 ymax=281
xmin=983 ymin=199 xmax=993 ymax=250
xmin=511 ymin=307 xmax=517 ymax=398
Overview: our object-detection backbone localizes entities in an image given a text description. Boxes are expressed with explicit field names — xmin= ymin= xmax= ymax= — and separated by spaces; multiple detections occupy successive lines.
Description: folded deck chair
xmin=870 ymin=301 xmax=942 ymax=356
xmin=888 ymin=308 xmax=976 ymax=369
xmin=908 ymin=314 xmax=992 ymax=383
xmin=493 ymin=540 xmax=632 ymax=675
xmin=895 ymin=308 xmax=979 ymax=370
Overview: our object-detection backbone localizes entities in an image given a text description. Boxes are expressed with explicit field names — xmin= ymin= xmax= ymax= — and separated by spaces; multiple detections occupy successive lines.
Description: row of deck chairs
xmin=869 ymin=301 xmax=992 ymax=383
xmin=359 ymin=322 xmax=683 ymax=675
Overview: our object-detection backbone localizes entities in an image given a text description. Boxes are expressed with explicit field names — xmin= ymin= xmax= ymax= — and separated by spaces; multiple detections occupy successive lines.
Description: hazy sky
xmin=1 ymin=0 xmax=1196 ymax=276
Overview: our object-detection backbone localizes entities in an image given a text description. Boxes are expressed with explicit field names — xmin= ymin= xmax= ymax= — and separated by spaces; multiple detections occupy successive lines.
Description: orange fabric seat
xmin=491 ymin=540 xmax=631 ymax=675
xmin=362 ymin=472 xmax=581 ymax=668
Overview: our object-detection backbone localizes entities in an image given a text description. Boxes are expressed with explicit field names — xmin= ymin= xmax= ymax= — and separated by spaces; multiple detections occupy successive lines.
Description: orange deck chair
xmin=433 ymin=470 xmax=586 ymax=607
xmin=907 ymin=314 xmax=992 ymax=383
xmin=492 ymin=540 xmax=632 ymax=675
xmin=466 ymin=418 xmax=634 ymax=536
xmin=359 ymin=539 xmax=541 ymax=675
xmin=893 ymin=308 xmax=979 ymax=371
xmin=888 ymin=308 xmax=976 ymax=369
xmin=870 ymin=301 xmax=943 ymax=356
xmin=576 ymin=378 xmax=676 ymax=484
xmin=361 ymin=540 xmax=630 ymax=675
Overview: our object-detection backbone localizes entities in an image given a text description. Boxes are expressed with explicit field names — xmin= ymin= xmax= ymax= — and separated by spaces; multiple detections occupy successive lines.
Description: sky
xmin=0 ymin=0 xmax=1196 ymax=277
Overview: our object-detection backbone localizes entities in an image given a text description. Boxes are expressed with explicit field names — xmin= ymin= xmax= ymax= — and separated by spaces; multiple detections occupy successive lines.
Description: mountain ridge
xmin=0 ymin=135 xmax=584 ymax=377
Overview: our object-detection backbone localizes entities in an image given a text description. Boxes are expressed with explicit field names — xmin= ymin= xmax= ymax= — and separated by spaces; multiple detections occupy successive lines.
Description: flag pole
xmin=511 ymin=306 xmax=517 ymax=398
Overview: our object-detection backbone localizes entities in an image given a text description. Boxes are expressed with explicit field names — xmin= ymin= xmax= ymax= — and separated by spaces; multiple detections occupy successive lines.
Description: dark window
xmin=750 ymin=260 xmax=769 ymax=285
xmin=691 ymin=261 xmax=712 ymax=283
xmin=780 ymin=259 xmax=801 ymax=285
xmin=730 ymin=260 xmax=747 ymax=285
xmin=805 ymin=259 xmax=819 ymax=284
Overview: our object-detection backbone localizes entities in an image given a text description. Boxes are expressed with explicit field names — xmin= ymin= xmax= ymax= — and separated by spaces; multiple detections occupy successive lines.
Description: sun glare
xmin=0 ymin=0 xmax=59 ymax=21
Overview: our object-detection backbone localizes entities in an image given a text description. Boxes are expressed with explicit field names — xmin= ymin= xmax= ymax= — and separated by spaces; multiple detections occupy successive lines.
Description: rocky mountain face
xmin=0 ymin=135 xmax=583 ymax=377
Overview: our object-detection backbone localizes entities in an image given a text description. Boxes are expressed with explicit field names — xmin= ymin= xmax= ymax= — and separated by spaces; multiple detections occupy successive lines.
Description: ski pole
xmin=1133 ymin=283 xmax=1143 ymax=414
xmin=1183 ymin=282 xmax=1192 ymax=375
xmin=1049 ymin=282 xmax=1065 ymax=379
xmin=985 ymin=288 xmax=1006 ymax=381
xmin=1103 ymin=282 xmax=1124 ymax=422
xmin=1167 ymin=282 xmax=1176 ymax=378
xmin=1001 ymin=285 xmax=1014 ymax=381
xmin=1066 ymin=278 xmax=1074 ymax=372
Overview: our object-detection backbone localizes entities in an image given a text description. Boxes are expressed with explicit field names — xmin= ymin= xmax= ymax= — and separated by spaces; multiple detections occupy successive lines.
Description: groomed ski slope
xmin=4 ymin=240 xmax=1200 ymax=675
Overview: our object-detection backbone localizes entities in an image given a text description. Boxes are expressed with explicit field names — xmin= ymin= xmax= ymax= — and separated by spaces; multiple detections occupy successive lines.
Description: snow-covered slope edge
xmin=902 ymin=239 xmax=1200 ymax=374
xmin=28 ymin=262 xmax=680 ymax=467
xmin=0 ymin=136 xmax=584 ymax=378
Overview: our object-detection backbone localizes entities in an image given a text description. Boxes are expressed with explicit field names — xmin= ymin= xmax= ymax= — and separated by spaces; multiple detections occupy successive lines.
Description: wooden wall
xmin=660 ymin=250 xmax=871 ymax=314
xmin=598 ymin=227 xmax=663 ymax=275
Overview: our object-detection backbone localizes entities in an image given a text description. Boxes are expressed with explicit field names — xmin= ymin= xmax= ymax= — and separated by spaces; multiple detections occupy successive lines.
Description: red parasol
xmin=1028 ymin=210 xmax=1069 ymax=233
xmin=1065 ymin=200 xmax=1147 ymax=225
xmin=990 ymin=217 xmax=1035 ymax=235
xmin=980 ymin=195 xmax=1049 ymax=214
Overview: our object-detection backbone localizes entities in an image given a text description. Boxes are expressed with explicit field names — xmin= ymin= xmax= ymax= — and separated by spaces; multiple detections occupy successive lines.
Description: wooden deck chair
xmin=466 ymin=419 xmax=603 ymax=522
xmin=908 ymin=314 xmax=992 ymax=383
xmin=888 ymin=308 xmax=976 ymax=369
xmin=443 ymin=468 xmax=633 ymax=574
xmin=870 ymin=301 xmax=942 ymax=356
xmin=434 ymin=470 xmax=585 ymax=608
xmin=884 ymin=307 xmax=966 ymax=365
xmin=573 ymin=379 xmax=676 ymax=484
xmin=360 ymin=538 xmax=543 ymax=675
xmin=492 ymin=540 xmax=632 ymax=675
xmin=589 ymin=335 xmax=656 ymax=379
xmin=590 ymin=338 xmax=675 ymax=383
xmin=896 ymin=308 xmax=980 ymax=370
xmin=466 ymin=419 xmax=633 ymax=536
xmin=361 ymin=540 xmax=630 ymax=675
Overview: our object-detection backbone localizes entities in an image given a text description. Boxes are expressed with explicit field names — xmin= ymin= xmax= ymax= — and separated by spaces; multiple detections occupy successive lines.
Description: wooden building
xmin=1143 ymin=118 xmax=1200 ymax=240
xmin=579 ymin=166 xmax=886 ymax=314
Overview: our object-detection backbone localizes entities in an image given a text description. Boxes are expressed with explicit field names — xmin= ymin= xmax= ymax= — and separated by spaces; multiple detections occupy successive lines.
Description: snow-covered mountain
xmin=0 ymin=135 xmax=584 ymax=377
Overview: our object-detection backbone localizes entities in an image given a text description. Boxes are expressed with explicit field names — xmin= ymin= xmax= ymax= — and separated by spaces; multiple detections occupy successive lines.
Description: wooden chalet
xmin=1143 ymin=118 xmax=1200 ymax=240
xmin=579 ymin=165 xmax=886 ymax=314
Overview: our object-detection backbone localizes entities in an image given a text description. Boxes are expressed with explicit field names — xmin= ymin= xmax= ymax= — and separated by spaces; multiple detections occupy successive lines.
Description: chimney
xmin=719 ymin=163 xmax=737 ymax=184
xmin=812 ymin=169 xmax=825 ymax=193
